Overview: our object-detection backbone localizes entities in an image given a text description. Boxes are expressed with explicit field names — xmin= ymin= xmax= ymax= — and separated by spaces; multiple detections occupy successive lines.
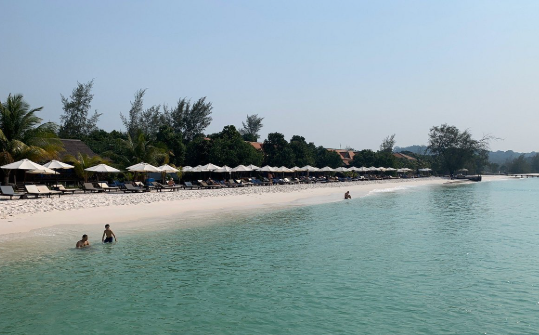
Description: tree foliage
xmin=59 ymin=80 xmax=101 ymax=139
xmin=166 ymin=97 xmax=213 ymax=142
xmin=239 ymin=114 xmax=264 ymax=141
xmin=289 ymin=135 xmax=315 ymax=167
xmin=208 ymin=125 xmax=263 ymax=167
xmin=427 ymin=124 xmax=490 ymax=175
xmin=120 ymin=89 xmax=165 ymax=141
xmin=64 ymin=153 xmax=108 ymax=183
xmin=379 ymin=134 xmax=396 ymax=153
xmin=0 ymin=94 xmax=62 ymax=183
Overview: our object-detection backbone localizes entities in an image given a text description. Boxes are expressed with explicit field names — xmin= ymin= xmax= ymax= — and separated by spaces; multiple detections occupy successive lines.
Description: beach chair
xmin=184 ymin=181 xmax=200 ymax=190
xmin=25 ymin=184 xmax=49 ymax=198
xmin=83 ymin=183 xmax=104 ymax=193
xmin=37 ymin=185 xmax=62 ymax=198
xmin=56 ymin=184 xmax=79 ymax=194
xmin=123 ymin=184 xmax=144 ymax=193
xmin=0 ymin=186 xmax=33 ymax=199
xmin=199 ymin=180 xmax=222 ymax=189
xmin=152 ymin=181 xmax=182 ymax=192
xmin=97 ymin=182 xmax=119 ymax=192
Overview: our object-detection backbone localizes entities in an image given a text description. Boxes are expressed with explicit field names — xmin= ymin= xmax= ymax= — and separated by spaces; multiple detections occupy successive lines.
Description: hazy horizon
xmin=2 ymin=1 xmax=538 ymax=152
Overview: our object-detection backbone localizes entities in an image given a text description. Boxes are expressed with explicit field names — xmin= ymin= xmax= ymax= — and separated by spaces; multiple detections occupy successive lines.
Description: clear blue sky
xmin=2 ymin=0 xmax=538 ymax=152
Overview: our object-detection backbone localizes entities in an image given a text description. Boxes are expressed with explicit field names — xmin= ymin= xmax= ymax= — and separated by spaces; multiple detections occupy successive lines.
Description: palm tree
xmin=106 ymin=131 xmax=168 ymax=168
xmin=64 ymin=153 xmax=108 ymax=183
xmin=0 ymin=93 xmax=63 ymax=184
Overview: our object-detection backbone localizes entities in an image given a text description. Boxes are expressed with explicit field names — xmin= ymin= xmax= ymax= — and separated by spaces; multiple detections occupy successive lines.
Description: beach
xmin=0 ymin=176 xmax=508 ymax=237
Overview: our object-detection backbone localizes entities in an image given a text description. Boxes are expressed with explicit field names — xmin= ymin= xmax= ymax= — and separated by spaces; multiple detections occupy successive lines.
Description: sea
xmin=1 ymin=177 xmax=539 ymax=334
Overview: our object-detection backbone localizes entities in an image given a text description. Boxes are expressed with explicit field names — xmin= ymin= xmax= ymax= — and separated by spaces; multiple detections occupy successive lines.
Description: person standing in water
xmin=76 ymin=234 xmax=90 ymax=248
xmin=344 ymin=191 xmax=351 ymax=199
xmin=102 ymin=224 xmax=117 ymax=243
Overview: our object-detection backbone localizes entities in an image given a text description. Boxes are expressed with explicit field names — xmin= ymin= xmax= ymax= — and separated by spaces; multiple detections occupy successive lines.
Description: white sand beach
xmin=0 ymin=175 xmax=511 ymax=239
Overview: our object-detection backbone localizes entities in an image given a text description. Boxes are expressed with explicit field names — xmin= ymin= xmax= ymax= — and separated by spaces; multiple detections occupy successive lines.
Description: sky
xmin=1 ymin=0 xmax=539 ymax=152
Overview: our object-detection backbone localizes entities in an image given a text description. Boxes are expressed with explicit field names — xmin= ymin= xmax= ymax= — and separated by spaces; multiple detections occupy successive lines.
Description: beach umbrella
xmin=26 ymin=167 xmax=59 ymax=174
xmin=158 ymin=164 xmax=180 ymax=183
xmin=85 ymin=164 xmax=121 ymax=173
xmin=257 ymin=165 xmax=277 ymax=172
xmin=43 ymin=160 xmax=74 ymax=170
xmin=158 ymin=164 xmax=179 ymax=173
xmin=246 ymin=164 xmax=260 ymax=170
xmin=418 ymin=168 xmax=432 ymax=172
xmin=181 ymin=166 xmax=193 ymax=172
xmin=232 ymin=165 xmax=252 ymax=172
xmin=318 ymin=166 xmax=334 ymax=172
xmin=127 ymin=162 xmax=161 ymax=172
xmin=43 ymin=160 xmax=75 ymax=186
xmin=1 ymin=158 xmax=49 ymax=184
xmin=301 ymin=165 xmax=319 ymax=172
xmin=334 ymin=167 xmax=350 ymax=173
xmin=215 ymin=165 xmax=233 ymax=173
xmin=199 ymin=163 xmax=221 ymax=172
xmin=1 ymin=158 xmax=47 ymax=171
xmin=189 ymin=165 xmax=204 ymax=172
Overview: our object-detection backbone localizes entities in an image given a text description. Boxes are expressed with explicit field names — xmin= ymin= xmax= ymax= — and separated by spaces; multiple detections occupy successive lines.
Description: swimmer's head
xmin=82 ymin=234 xmax=88 ymax=240
xmin=105 ymin=224 xmax=110 ymax=228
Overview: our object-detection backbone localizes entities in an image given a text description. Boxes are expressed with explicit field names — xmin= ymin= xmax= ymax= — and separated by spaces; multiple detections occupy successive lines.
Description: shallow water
xmin=1 ymin=178 xmax=539 ymax=334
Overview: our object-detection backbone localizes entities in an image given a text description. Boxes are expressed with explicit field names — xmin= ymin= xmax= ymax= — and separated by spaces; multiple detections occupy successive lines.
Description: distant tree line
xmin=4 ymin=79 xmax=521 ymax=183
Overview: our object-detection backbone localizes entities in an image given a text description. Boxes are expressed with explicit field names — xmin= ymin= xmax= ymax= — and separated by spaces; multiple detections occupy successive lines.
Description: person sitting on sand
xmin=76 ymin=234 xmax=90 ymax=248
xmin=102 ymin=224 xmax=117 ymax=243
xmin=344 ymin=191 xmax=351 ymax=199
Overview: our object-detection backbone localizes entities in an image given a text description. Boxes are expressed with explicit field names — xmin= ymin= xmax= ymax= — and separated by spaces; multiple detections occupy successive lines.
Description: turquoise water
xmin=2 ymin=178 xmax=539 ymax=334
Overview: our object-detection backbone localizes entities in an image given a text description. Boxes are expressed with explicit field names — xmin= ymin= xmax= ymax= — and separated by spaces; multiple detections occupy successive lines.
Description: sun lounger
xmin=236 ymin=179 xmax=253 ymax=187
xmin=24 ymin=184 xmax=49 ymax=198
xmin=97 ymin=182 xmax=119 ymax=192
xmin=37 ymin=185 xmax=62 ymax=197
xmin=183 ymin=181 xmax=200 ymax=190
xmin=0 ymin=186 xmax=34 ymax=199
xmin=56 ymin=184 xmax=79 ymax=194
xmin=152 ymin=182 xmax=182 ymax=192
xmin=123 ymin=184 xmax=144 ymax=193
xmin=198 ymin=180 xmax=222 ymax=189
xmin=83 ymin=183 xmax=104 ymax=193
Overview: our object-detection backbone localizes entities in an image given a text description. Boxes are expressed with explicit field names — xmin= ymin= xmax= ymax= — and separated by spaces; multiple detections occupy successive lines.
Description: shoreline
xmin=0 ymin=176 xmax=510 ymax=239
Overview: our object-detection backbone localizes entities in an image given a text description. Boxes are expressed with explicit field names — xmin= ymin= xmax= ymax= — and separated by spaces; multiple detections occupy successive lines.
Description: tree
xmin=0 ymin=94 xmax=63 ymax=184
xmin=289 ymin=135 xmax=315 ymax=167
xmin=166 ymin=97 xmax=213 ymax=142
xmin=185 ymin=135 xmax=212 ymax=166
xmin=352 ymin=149 xmax=377 ymax=167
xmin=506 ymin=154 xmax=530 ymax=174
xmin=208 ymin=125 xmax=263 ymax=167
xmin=84 ymin=129 xmax=127 ymax=156
xmin=379 ymin=134 xmax=396 ymax=153
xmin=263 ymin=132 xmax=295 ymax=167
xmin=120 ymin=89 xmax=164 ymax=140
xmin=314 ymin=146 xmax=342 ymax=168
xmin=155 ymin=125 xmax=186 ymax=167
xmin=427 ymin=124 xmax=491 ymax=175
xmin=109 ymin=131 xmax=168 ymax=167
xmin=59 ymin=80 xmax=101 ymax=139
xmin=64 ymin=153 xmax=108 ymax=183
xmin=239 ymin=114 xmax=264 ymax=141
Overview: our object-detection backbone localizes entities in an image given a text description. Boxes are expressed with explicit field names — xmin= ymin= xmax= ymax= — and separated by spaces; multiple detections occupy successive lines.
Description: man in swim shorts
xmin=102 ymin=224 xmax=117 ymax=243
xmin=76 ymin=234 xmax=90 ymax=248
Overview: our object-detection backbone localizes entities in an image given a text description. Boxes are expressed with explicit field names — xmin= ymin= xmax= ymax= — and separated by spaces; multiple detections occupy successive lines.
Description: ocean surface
xmin=1 ymin=178 xmax=539 ymax=334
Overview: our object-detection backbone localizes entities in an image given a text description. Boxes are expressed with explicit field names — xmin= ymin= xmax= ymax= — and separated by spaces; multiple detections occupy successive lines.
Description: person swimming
xmin=76 ymin=234 xmax=90 ymax=248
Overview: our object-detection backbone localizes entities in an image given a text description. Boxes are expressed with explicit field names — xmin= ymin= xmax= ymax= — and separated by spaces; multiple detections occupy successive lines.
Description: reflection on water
xmin=2 ymin=179 xmax=539 ymax=334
